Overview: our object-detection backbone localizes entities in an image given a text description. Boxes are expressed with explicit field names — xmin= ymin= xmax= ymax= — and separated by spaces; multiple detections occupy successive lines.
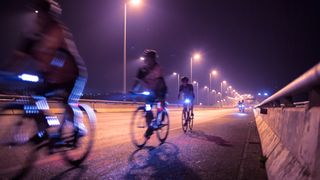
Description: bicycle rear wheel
xmin=61 ymin=104 xmax=96 ymax=166
xmin=188 ymin=111 xmax=194 ymax=131
xmin=130 ymin=106 xmax=148 ymax=148
xmin=156 ymin=111 xmax=170 ymax=144
xmin=181 ymin=110 xmax=188 ymax=133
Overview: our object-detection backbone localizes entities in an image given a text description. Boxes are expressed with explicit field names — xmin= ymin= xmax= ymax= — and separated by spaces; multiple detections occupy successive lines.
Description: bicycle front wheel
xmin=130 ymin=106 xmax=148 ymax=148
xmin=156 ymin=111 xmax=170 ymax=144
xmin=61 ymin=104 xmax=96 ymax=166
xmin=0 ymin=103 xmax=38 ymax=178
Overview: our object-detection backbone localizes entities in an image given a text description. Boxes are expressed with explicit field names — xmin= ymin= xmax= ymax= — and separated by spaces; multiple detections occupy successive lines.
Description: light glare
xmin=130 ymin=0 xmax=142 ymax=6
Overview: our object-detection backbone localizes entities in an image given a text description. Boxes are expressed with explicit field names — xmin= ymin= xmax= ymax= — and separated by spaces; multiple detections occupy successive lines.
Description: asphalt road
xmin=0 ymin=108 xmax=267 ymax=180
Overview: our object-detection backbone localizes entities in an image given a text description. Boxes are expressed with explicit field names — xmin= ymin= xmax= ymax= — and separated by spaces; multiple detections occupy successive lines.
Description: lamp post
xmin=220 ymin=80 xmax=227 ymax=98
xmin=172 ymin=72 xmax=180 ymax=91
xmin=123 ymin=0 xmax=142 ymax=94
xmin=211 ymin=89 xmax=216 ymax=106
xmin=209 ymin=70 xmax=218 ymax=91
xmin=209 ymin=70 xmax=217 ymax=105
xmin=204 ymin=86 xmax=209 ymax=105
xmin=190 ymin=53 xmax=201 ymax=82
xmin=193 ymin=81 xmax=199 ymax=105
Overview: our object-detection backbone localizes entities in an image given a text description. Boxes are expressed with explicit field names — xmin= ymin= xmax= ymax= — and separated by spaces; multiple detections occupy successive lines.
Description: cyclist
xmin=178 ymin=77 xmax=195 ymax=118
xmin=131 ymin=49 xmax=168 ymax=138
xmin=10 ymin=0 xmax=88 ymax=142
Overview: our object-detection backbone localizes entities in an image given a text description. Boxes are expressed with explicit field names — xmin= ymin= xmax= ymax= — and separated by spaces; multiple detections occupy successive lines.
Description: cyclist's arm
xmin=131 ymin=68 xmax=146 ymax=92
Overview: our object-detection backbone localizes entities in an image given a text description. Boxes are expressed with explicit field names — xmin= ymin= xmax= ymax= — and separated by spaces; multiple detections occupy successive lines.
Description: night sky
xmin=0 ymin=0 xmax=319 ymax=97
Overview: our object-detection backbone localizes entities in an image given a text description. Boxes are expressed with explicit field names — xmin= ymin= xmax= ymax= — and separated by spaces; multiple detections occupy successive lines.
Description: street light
xmin=204 ymin=86 xmax=209 ymax=105
xmin=139 ymin=57 xmax=145 ymax=61
xmin=123 ymin=0 xmax=143 ymax=94
xmin=211 ymin=89 xmax=217 ymax=106
xmin=130 ymin=0 xmax=142 ymax=6
xmin=220 ymin=80 xmax=227 ymax=97
xmin=193 ymin=81 xmax=199 ymax=105
xmin=209 ymin=70 xmax=218 ymax=92
xmin=172 ymin=72 xmax=180 ymax=91
xmin=190 ymin=53 xmax=201 ymax=82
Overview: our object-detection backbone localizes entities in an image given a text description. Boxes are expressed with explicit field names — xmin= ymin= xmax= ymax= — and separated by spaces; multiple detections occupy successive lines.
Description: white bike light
xmin=18 ymin=74 xmax=39 ymax=82
xmin=145 ymin=104 xmax=152 ymax=111
xmin=142 ymin=91 xmax=151 ymax=96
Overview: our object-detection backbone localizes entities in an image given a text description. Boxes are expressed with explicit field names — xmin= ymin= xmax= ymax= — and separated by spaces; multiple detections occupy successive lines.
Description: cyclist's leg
xmin=144 ymin=93 xmax=156 ymax=138
xmin=67 ymin=77 xmax=87 ymax=136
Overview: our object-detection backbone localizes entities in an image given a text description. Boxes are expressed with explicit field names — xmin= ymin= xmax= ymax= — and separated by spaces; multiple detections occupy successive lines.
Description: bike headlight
xmin=142 ymin=91 xmax=151 ymax=96
xmin=18 ymin=73 xmax=39 ymax=82
xmin=184 ymin=99 xmax=191 ymax=104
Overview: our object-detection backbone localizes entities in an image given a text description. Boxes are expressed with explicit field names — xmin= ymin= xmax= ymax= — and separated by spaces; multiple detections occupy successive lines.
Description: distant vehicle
xmin=238 ymin=103 xmax=245 ymax=113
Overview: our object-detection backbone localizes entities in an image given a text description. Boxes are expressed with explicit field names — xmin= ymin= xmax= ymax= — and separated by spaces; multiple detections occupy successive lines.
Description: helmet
xmin=181 ymin=77 xmax=189 ymax=82
xmin=143 ymin=49 xmax=158 ymax=59
xmin=32 ymin=0 xmax=62 ymax=16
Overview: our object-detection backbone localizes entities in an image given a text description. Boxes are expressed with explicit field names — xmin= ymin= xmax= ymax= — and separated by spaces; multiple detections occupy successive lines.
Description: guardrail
xmin=257 ymin=62 xmax=320 ymax=108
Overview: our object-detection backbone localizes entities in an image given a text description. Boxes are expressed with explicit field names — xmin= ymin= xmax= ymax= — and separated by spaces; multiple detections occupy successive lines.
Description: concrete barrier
xmin=254 ymin=107 xmax=320 ymax=180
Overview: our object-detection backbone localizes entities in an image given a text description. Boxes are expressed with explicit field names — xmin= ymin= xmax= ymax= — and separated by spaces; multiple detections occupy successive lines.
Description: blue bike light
xmin=18 ymin=73 xmax=39 ymax=82
xmin=184 ymin=99 xmax=191 ymax=104
xmin=142 ymin=91 xmax=151 ymax=96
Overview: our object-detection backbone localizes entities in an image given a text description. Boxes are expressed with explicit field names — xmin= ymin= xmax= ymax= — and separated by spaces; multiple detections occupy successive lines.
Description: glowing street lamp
xmin=190 ymin=53 xmax=201 ymax=82
xmin=193 ymin=81 xmax=199 ymax=105
xmin=172 ymin=72 xmax=180 ymax=90
xmin=211 ymin=89 xmax=217 ymax=105
xmin=209 ymin=70 xmax=218 ymax=92
xmin=123 ymin=0 xmax=143 ymax=94
xmin=139 ymin=57 xmax=145 ymax=61
xmin=204 ymin=86 xmax=209 ymax=105
xmin=130 ymin=0 xmax=142 ymax=6
xmin=220 ymin=80 xmax=227 ymax=97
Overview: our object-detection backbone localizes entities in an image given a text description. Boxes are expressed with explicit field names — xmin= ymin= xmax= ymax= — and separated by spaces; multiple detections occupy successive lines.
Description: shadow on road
xmin=50 ymin=165 xmax=88 ymax=180
xmin=187 ymin=130 xmax=233 ymax=147
xmin=125 ymin=143 xmax=201 ymax=179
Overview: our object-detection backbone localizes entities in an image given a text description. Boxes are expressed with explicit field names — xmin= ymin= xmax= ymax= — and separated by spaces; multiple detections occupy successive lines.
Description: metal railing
xmin=257 ymin=62 xmax=320 ymax=108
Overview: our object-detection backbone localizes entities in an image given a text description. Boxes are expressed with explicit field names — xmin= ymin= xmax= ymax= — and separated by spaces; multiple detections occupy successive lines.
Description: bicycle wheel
xmin=61 ymin=104 xmax=96 ymax=166
xmin=188 ymin=110 xmax=194 ymax=131
xmin=156 ymin=111 xmax=170 ymax=144
xmin=181 ymin=110 xmax=187 ymax=133
xmin=130 ymin=106 xmax=148 ymax=148
xmin=0 ymin=104 xmax=38 ymax=178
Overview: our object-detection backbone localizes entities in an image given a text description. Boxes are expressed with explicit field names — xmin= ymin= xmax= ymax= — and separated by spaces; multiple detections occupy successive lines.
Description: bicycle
xmin=130 ymin=91 xmax=170 ymax=148
xmin=0 ymin=72 xmax=96 ymax=177
xmin=182 ymin=98 xmax=193 ymax=132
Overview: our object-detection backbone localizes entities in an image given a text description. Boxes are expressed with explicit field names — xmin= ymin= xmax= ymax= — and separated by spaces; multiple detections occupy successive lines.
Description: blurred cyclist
xmin=10 ymin=0 xmax=88 ymax=142
xmin=178 ymin=77 xmax=195 ymax=118
xmin=131 ymin=49 xmax=168 ymax=138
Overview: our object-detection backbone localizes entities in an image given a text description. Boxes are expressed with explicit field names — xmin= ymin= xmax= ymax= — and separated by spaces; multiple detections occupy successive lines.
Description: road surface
xmin=0 ymin=107 xmax=267 ymax=180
